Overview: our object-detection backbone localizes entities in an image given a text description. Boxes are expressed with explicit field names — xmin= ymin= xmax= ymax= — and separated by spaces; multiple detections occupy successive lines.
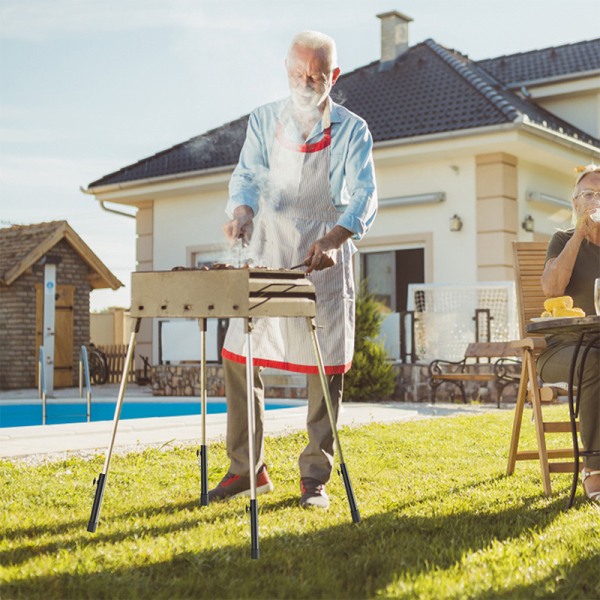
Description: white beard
xmin=290 ymin=88 xmax=321 ymax=113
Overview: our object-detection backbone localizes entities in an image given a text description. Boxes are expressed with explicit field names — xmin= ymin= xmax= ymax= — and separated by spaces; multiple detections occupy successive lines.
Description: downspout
xmin=98 ymin=200 xmax=136 ymax=219
xmin=79 ymin=186 xmax=136 ymax=219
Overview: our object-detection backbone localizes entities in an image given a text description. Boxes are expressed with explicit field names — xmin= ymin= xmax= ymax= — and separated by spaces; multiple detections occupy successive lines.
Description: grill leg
xmin=198 ymin=318 xmax=209 ymax=506
xmin=245 ymin=318 xmax=260 ymax=559
xmin=305 ymin=318 xmax=360 ymax=523
xmin=88 ymin=318 xmax=141 ymax=533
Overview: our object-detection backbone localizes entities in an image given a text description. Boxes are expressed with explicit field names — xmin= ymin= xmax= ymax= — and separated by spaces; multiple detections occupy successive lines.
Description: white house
xmin=84 ymin=11 xmax=600 ymax=394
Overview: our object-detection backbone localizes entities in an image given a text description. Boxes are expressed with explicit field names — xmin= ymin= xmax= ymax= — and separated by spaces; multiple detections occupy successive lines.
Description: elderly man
xmin=209 ymin=30 xmax=377 ymax=509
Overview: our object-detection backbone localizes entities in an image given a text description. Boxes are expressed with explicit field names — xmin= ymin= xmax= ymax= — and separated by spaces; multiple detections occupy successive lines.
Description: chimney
xmin=377 ymin=10 xmax=413 ymax=67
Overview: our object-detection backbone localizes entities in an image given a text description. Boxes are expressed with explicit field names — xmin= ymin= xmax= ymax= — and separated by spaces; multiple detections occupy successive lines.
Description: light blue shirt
xmin=227 ymin=97 xmax=378 ymax=240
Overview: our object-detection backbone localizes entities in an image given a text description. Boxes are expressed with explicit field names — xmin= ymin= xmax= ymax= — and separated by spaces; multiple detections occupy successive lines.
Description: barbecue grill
xmin=130 ymin=268 xmax=317 ymax=318
xmin=87 ymin=268 xmax=360 ymax=559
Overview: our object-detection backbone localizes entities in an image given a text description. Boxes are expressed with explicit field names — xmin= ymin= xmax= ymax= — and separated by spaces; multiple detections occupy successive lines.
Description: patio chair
xmin=506 ymin=241 xmax=579 ymax=496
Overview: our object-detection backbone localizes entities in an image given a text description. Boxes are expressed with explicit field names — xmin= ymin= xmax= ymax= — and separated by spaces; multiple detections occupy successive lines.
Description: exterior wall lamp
xmin=522 ymin=214 xmax=535 ymax=232
xmin=449 ymin=214 xmax=463 ymax=232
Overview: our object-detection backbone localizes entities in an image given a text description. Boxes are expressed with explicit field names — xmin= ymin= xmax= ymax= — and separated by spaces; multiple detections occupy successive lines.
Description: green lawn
xmin=1 ymin=407 xmax=599 ymax=599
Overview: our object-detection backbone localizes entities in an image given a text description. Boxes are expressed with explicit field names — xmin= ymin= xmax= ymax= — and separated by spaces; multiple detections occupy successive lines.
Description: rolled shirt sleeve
xmin=333 ymin=118 xmax=377 ymax=240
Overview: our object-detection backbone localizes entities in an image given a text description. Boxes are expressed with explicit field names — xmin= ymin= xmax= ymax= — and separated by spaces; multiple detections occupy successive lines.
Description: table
xmin=527 ymin=315 xmax=600 ymax=507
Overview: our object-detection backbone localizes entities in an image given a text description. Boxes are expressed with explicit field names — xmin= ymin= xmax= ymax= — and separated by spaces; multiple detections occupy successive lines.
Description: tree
xmin=344 ymin=283 xmax=397 ymax=402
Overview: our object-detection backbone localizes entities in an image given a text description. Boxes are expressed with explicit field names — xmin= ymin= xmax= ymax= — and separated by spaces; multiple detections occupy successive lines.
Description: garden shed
xmin=0 ymin=221 xmax=122 ymax=390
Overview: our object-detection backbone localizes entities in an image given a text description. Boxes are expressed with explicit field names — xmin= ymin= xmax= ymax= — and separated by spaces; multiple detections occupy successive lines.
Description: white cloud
xmin=0 ymin=127 xmax=70 ymax=144
xmin=0 ymin=105 xmax=31 ymax=120
xmin=1 ymin=0 xmax=182 ymax=40
xmin=0 ymin=0 xmax=276 ymax=42
xmin=0 ymin=154 xmax=120 ymax=190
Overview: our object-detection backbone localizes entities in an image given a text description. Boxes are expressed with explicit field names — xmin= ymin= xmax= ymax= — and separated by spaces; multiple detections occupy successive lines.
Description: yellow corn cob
xmin=543 ymin=296 xmax=574 ymax=311
xmin=552 ymin=306 xmax=585 ymax=318
xmin=540 ymin=310 xmax=552 ymax=318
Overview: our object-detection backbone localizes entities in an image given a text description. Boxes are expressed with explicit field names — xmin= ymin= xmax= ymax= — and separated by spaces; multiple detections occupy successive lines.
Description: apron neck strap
xmin=276 ymin=124 xmax=331 ymax=153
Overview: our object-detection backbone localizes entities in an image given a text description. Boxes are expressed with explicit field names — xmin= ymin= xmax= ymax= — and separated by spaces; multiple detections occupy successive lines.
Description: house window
xmin=360 ymin=248 xmax=425 ymax=361
xmin=361 ymin=248 xmax=424 ymax=312
xmin=362 ymin=251 xmax=394 ymax=309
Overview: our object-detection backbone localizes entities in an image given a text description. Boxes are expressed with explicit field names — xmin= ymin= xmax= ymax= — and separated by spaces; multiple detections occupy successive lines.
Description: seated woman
xmin=538 ymin=163 xmax=600 ymax=502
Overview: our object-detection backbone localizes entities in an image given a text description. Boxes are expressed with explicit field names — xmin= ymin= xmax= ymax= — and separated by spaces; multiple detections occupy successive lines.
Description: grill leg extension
xmin=248 ymin=499 xmax=259 ymax=560
xmin=88 ymin=473 xmax=106 ymax=533
xmin=339 ymin=463 xmax=360 ymax=523
xmin=88 ymin=318 xmax=141 ymax=533
xmin=198 ymin=446 xmax=209 ymax=506
xmin=306 ymin=318 xmax=361 ymax=523
xmin=198 ymin=318 xmax=209 ymax=506
xmin=245 ymin=318 xmax=260 ymax=559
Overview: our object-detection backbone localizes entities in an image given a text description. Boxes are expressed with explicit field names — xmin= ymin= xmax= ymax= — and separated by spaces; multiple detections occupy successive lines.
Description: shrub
xmin=344 ymin=283 xmax=396 ymax=402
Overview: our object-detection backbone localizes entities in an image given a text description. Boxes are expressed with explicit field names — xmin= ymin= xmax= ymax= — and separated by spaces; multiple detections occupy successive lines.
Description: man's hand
xmin=304 ymin=225 xmax=352 ymax=273
xmin=223 ymin=205 xmax=254 ymax=245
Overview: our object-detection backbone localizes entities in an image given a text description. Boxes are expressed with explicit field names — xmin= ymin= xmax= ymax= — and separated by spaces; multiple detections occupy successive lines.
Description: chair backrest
xmin=512 ymin=241 xmax=548 ymax=339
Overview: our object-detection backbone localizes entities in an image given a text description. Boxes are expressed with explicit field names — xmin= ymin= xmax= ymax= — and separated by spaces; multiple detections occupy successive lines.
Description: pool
xmin=0 ymin=398 xmax=304 ymax=428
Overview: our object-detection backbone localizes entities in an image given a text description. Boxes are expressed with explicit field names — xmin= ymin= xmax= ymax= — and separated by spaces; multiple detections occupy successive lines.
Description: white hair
xmin=287 ymin=30 xmax=338 ymax=71
xmin=571 ymin=163 xmax=600 ymax=226
xmin=574 ymin=163 xmax=600 ymax=190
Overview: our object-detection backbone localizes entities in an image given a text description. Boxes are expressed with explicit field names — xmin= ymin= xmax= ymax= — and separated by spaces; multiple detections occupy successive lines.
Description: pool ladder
xmin=38 ymin=345 xmax=92 ymax=425
xmin=79 ymin=346 xmax=92 ymax=423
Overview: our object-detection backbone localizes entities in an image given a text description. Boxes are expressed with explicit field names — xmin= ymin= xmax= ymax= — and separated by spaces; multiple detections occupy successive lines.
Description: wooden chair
xmin=506 ymin=241 xmax=579 ymax=496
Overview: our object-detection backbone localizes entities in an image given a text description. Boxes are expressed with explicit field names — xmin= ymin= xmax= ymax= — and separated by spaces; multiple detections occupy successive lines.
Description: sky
xmin=1 ymin=0 xmax=599 ymax=311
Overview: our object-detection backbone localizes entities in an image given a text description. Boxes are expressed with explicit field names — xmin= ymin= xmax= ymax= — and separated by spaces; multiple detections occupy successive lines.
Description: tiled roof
xmin=88 ymin=38 xmax=600 ymax=189
xmin=0 ymin=221 xmax=65 ymax=283
xmin=0 ymin=221 xmax=122 ymax=289
xmin=477 ymin=38 xmax=600 ymax=85
xmin=88 ymin=116 xmax=250 ymax=188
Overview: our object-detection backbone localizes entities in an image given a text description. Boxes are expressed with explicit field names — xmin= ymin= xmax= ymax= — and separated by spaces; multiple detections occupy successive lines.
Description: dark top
xmin=546 ymin=229 xmax=600 ymax=317
xmin=542 ymin=229 xmax=600 ymax=348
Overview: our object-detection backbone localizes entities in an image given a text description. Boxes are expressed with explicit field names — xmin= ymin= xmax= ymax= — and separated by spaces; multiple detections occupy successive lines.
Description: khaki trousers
xmin=224 ymin=358 xmax=343 ymax=483
xmin=538 ymin=342 xmax=600 ymax=470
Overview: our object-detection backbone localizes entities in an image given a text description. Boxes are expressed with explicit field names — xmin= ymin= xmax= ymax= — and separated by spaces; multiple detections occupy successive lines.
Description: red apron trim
xmin=275 ymin=124 xmax=331 ymax=153
xmin=222 ymin=348 xmax=350 ymax=375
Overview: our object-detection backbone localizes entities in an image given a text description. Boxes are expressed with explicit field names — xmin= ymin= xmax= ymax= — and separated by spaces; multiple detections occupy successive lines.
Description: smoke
xmin=183 ymin=117 xmax=248 ymax=168
xmin=224 ymin=237 xmax=252 ymax=268
xmin=331 ymin=87 xmax=348 ymax=106
xmin=217 ymin=96 xmax=324 ymax=268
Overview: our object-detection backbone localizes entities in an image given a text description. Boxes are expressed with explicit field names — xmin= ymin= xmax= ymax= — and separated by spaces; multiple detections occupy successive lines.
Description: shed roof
xmin=0 ymin=221 xmax=123 ymax=290
xmin=88 ymin=38 xmax=600 ymax=189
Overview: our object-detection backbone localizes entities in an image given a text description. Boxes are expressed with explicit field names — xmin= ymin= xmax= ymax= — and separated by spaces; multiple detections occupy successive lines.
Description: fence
xmin=98 ymin=344 xmax=136 ymax=383
xmin=406 ymin=282 xmax=519 ymax=362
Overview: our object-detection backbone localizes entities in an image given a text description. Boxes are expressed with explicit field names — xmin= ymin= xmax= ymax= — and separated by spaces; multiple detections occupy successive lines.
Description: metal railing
xmin=79 ymin=346 xmax=92 ymax=422
xmin=38 ymin=345 xmax=47 ymax=425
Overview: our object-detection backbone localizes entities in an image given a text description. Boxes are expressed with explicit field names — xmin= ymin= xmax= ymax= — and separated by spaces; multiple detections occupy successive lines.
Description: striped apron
xmin=222 ymin=113 xmax=355 ymax=374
